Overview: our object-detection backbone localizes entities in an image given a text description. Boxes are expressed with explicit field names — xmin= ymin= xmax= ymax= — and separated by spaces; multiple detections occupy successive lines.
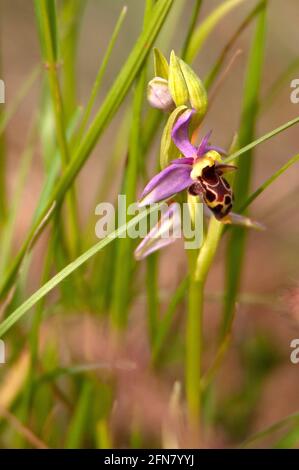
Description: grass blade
xmin=73 ymin=5 xmax=128 ymax=145
xmin=65 ymin=382 xmax=92 ymax=448
xmin=110 ymin=72 xmax=146 ymax=329
xmin=0 ymin=0 xmax=174 ymax=300
xmin=221 ymin=1 xmax=267 ymax=337
xmin=241 ymin=411 xmax=299 ymax=448
xmin=152 ymin=276 xmax=188 ymax=365
xmin=184 ymin=0 xmax=246 ymax=63
xmin=205 ymin=1 xmax=264 ymax=90
xmin=240 ymin=152 xmax=299 ymax=213
xmin=34 ymin=0 xmax=81 ymax=256
xmin=0 ymin=204 xmax=162 ymax=337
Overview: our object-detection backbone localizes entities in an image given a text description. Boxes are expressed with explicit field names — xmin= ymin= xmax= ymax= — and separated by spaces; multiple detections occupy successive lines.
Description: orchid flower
xmin=139 ymin=108 xmax=238 ymax=222
xmin=135 ymin=109 xmax=263 ymax=260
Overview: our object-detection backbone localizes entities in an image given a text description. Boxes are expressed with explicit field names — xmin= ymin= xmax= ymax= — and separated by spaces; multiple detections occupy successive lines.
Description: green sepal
xmin=168 ymin=51 xmax=189 ymax=106
xmin=160 ymin=105 xmax=187 ymax=169
xmin=179 ymin=58 xmax=208 ymax=120
xmin=153 ymin=48 xmax=169 ymax=79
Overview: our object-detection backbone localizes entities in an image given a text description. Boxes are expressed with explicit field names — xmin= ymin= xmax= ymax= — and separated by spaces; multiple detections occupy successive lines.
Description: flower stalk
xmin=186 ymin=216 xmax=223 ymax=426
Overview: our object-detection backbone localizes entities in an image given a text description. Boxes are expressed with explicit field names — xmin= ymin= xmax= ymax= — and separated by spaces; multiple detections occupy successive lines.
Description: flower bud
xmin=178 ymin=58 xmax=208 ymax=120
xmin=167 ymin=50 xmax=208 ymax=122
xmin=147 ymin=77 xmax=175 ymax=112
xmin=154 ymin=48 xmax=169 ymax=79
xmin=168 ymin=51 xmax=189 ymax=106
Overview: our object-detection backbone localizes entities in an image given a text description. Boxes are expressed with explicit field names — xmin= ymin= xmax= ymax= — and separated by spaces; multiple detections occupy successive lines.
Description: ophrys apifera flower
xmin=139 ymin=108 xmax=237 ymax=222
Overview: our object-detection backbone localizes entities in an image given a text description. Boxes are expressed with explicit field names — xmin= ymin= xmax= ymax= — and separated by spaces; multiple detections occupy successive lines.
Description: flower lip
xmin=197 ymin=130 xmax=227 ymax=158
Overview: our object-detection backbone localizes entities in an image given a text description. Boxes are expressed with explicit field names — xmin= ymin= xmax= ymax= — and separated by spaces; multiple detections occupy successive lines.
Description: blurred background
xmin=1 ymin=0 xmax=299 ymax=449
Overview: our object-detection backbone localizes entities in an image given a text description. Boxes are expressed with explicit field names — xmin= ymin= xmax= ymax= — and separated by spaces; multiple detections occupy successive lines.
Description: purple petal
xmin=171 ymin=109 xmax=197 ymax=158
xmin=197 ymin=130 xmax=227 ymax=156
xmin=135 ymin=235 xmax=177 ymax=260
xmin=197 ymin=130 xmax=212 ymax=156
xmin=139 ymin=163 xmax=193 ymax=207
xmin=134 ymin=203 xmax=181 ymax=260
xmin=170 ymin=157 xmax=194 ymax=165
xmin=206 ymin=145 xmax=227 ymax=155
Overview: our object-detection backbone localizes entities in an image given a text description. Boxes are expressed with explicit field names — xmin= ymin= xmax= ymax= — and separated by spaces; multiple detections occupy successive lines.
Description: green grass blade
xmin=240 ymin=152 xmax=299 ymax=213
xmin=0 ymin=204 xmax=162 ymax=337
xmin=33 ymin=108 xmax=81 ymax=223
xmin=0 ymin=66 xmax=40 ymax=136
xmin=73 ymin=5 xmax=128 ymax=145
xmin=274 ymin=423 xmax=299 ymax=449
xmin=181 ymin=0 xmax=203 ymax=59
xmin=110 ymin=70 xmax=146 ymax=329
xmin=0 ymin=0 xmax=173 ymax=301
xmin=205 ymin=1 xmax=264 ymax=90
xmin=223 ymin=114 xmax=299 ymax=164
xmin=61 ymin=0 xmax=86 ymax=119
xmin=152 ymin=276 xmax=188 ymax=365
xmin=241 ymin=411 xmax=299 ymax=448
xmin=221 ymin=1 xmax=267 ymax=337
xmin=146 ymin=254 xmax=159 ymax=346
xmin=34 ymin=0 xmax=81 ymax=256
xmin=1 ymin=110 xmax=298 ymax=306
xmin=184 ymin=0 xmax=246 ymax=63
xmin=0 ymin=122 xmax=37 ymax=275
xmin=65 ymin=382 xmax=93 ymax=448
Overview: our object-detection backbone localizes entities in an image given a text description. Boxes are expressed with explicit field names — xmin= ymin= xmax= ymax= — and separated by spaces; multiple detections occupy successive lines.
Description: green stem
xmin=221 ymin=2 xmax=267 ymax=338
xmin=0 ymin=0 xmax=173 ymax=302
xmin=186 ymin=257 xmax=203 ymax=424
xmin=181 ymin=0 xmax=202 ymax=59
xmin=61 ymin=0 xmax=85 ymax=120
xmin=36 ymin=0 xmax=81 ymax=256
xmin=73 ymin=5 xmax=127 ymax=146
xmin=0 ymin=204 xmax=163 ymax=338
xmin=110 ymin=71 xmax=146 ymax=329
xmin=186 ymin=217 xmax=223 ymax=425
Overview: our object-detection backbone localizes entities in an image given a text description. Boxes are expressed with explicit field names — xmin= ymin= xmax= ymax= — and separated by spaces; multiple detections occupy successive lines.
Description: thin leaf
xmin=73 ymin=5 xmax=128 ymax=144
xmin=0 ymin=204 xmax=162 ymax=337
xmin=240 ymin=152 xmax=299 ymax=213
xmin=221 ymin=2 xmax=267 ymax=337
xmin=0 ymin=0 xmax=174 ymax=300
xmin=184 ymin=0 xmax=246 ymax=63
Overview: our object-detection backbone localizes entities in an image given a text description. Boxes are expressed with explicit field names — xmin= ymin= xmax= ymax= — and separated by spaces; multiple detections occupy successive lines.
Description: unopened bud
xmin=154 ymin=48 xmax=169 ymax=79
xmin=178 ymin=58 xmax=208 ymax=121
xmin=168 ymin=51 xmax=189 ymax=107
xmin=147 ymin=77 xmax=175 ymax=112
